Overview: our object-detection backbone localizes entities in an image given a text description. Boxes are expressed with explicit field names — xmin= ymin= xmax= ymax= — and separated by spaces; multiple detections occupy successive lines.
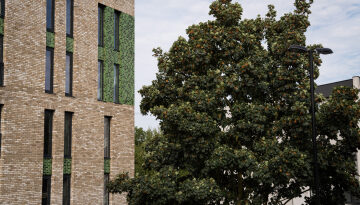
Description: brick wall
xmin=0 ymin=0 xmax=134 ymax=204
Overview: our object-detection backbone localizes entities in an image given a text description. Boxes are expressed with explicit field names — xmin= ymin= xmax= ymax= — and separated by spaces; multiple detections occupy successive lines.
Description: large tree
xmin=109 ymin=0 xmax=360 ymax=204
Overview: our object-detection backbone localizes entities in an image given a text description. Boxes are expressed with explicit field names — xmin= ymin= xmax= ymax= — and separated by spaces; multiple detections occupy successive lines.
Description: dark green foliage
xmin=63 ymin=158 xmax=72 ymax=175
xmin=98 ymin=6 xmax=134 ymax=105
xmin=134 ymin=127 xmax=161 ymax=176
xmin=46 ymin=31 xmax=55 ymax=48
xmin=43 ymin=158 xmax=52 ymax=176
xmin=110 ymin=0 xmax=360 ymax=204
xmin=119 ymin=13 xmax=135 ymax=105
xmin=66 ymin=36 xmax=73 ymax=53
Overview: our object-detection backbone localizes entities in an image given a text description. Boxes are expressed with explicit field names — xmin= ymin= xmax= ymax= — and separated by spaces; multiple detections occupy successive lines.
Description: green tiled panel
xmin=103 ymin=60 xmax=114 ymax=102
xmin=46 ymin=32 xmax=55 ymax=48
xmin=0 ymin=18 xmax=3 ymax=35
xmin=119 ymin=13 xmax=135 ymax=105
xmin=98 ymin=47 xmax=105 ymax=61
xmin=98 ymin=6 xmax=134 ymax=105
xmin=63 ymin=158 xmax=72 ymax=175
xmin=43 ymin=158 xmax=52 ymax=176
xmin=101 ymin=7 xmax=115 ymax=102
xmin=66 ymin=37 xmax=74 ymax=53
xmin=104 ymin=158 xmax=110 ymax=174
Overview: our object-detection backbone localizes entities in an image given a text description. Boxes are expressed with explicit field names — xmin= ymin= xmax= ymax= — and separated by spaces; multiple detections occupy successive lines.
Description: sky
xmin=134 ymin=0 xmax=360 ymax=129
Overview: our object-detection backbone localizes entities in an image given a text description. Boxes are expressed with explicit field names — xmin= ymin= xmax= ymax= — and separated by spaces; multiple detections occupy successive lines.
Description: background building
xmin=0 ymin=0 xmax=134 ymax=204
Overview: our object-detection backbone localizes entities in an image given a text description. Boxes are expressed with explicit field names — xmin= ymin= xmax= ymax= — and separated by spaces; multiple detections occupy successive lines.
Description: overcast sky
xmin=134 ymin=0 xmax=360 ymax=129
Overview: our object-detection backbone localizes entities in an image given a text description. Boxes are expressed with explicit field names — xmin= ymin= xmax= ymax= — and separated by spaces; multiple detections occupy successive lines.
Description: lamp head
xmin=288 ymin=45 xmax=308 ymax=53
xmin=315 ymin=48 xmax=333 ymax=55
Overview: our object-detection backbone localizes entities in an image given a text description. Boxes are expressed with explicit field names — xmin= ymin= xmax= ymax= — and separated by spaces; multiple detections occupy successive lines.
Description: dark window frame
xmin=113 ymin=64 xmax=119 ymax=104
xmin=97 ymin=60 xmax=104 ymax=101
xmin=62 ymin=174 xmax=71 ymax=205
xmin=0 ymin=0 xmax=5 ymax=18
xmin=114 ymin=10 xmax=120 ymax=51
xmin=104 ymin=116 xmax=111 ymax=159
xmin=46 ymin=0 xmax=55 ymax=32
xmin=44 ymin=110 xmax=54 ymax=158
xmin=104 ymin=173 xmax=109 ymax=205
xmin=98 ymin=4 xmax=105 ymax=47
xmin=64 ymin=112 xmax=73 ymax=159
xmin=0 ymin=34 xmax=3 ymax=86
xmin=66 ymin=0 xmax=74 ymax=37
xmin=0 ymin=104 xmax=3 ymax=157
xmin=45 ymin=47 xmax=54 ymax=94
xmin=65 ymin=52 xmax=73 ymax=97
xmin=42 ymin=175 xmax=51 ymax=205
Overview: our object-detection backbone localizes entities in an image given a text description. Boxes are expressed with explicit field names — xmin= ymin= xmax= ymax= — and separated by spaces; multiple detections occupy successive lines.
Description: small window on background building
xmin=62 ymin=174 xmax=71 ymax=205
xmin=0 ymin=0 xmax=5 ymax=18
xmin=45 ymin=47 xmax=54 ymax=93
xmin=98 ymin=4 xmax=104 ymax=47
xmin=42 ymin=175 xmax=51 ymax=205
xmin=66 ymin=0 xmax=73 ymax=37
xmin=44 ymin=110 xmax=54 ymax=158
xmin=113 ymin=64 xmax=119 ymax=103
xmin=65 ymin=52 xmax=73 ymax=96
xmin=114 ymin=10 xmax=120 ymax=51
xmin=46 ymin=0 xmax=55 ymax=32
xmin=64 ymin=112 xmax=72 ymax=158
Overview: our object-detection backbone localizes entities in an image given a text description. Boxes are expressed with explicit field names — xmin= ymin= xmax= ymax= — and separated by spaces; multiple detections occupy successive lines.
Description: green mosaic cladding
xmin=66 ymin=37 xmax=74 ymax=53
xmin=46 ymin=31 xmax=55 ymax=48
xmin=43 ymin=158 xmax=52 ymax=175
xmin=98 ymin=46 xmax=105 ymax=61
xmin=98 ymin=6 xmax=134 ymax=105
xmin=119 ymin=13 xmax=135 ymax=105
xmin=104 ymin=158 xmax=110 ymax=174
xmin=63 ymin=158 xmax=72 ymax=175
xmin=0 ymin=18 xmax=3 ymax=35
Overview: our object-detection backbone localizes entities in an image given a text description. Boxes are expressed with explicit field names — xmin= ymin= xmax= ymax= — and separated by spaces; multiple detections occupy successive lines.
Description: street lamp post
xmin=288 ymin=45 xmax=333 ymax=205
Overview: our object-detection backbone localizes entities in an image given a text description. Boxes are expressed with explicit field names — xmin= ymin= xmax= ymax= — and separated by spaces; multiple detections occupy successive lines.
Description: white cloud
xmin=135 ymin=0 xmax=360 ymax=128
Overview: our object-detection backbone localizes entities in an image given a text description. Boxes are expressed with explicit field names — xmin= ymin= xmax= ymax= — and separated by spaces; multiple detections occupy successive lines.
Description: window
xmin=0 ymin=35 xmax=3 ymax=86
xmin=66 ymin=0 xmax=73 ymax=37
xmin=44 ymin=110 xmax=54 ymax=158
xmin=65 ymin=52 xmax=73 ymax=96
xmin=0 ymin=0 xmax=5 ymax=18
xmin=64 ymin=112 xmax=72 ymax=158
xmin=42 ymin=175 xmax=51 ymax=205
xmin=97 ymin=60 xmax=103 ymax=100
xmin=104 ymin=116 xmax=111 ymax=205
xmin=98 ymin=5 xmax=104 ymax=47
xmin=104 ymin=116 xmax=111 ymax=159
xmin=104 ymin=174 xmax=109 ymax=205
xmin=0 ymin=104 xmax=3 ymax=157
xmin=113 ymin=64 xmax=119 ymax=103
xmin=114 ymin=11 xmax=120 ymax=51
xmin=45 ymin=47 xmax=54 ymax=93
xmin=62 ymin=174 xmax=71 ymax=205
xmin=46 ymin=0 xmax=55 ymax=32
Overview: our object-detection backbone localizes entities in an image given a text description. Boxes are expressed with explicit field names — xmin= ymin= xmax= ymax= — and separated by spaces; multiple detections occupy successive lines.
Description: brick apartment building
xmin=0 ymin=0 xmax=134 ymax=204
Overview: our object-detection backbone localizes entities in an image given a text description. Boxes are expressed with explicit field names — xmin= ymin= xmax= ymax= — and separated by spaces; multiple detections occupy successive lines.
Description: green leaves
xmin=111 ymin=0 xmax=360 ymax=204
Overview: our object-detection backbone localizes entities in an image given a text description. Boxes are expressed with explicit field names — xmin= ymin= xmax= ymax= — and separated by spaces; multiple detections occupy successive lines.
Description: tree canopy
xmin=109 ymin=0 xmax=360 ymax=204
xmin=134 ymin=127 xmax=161 ymax=176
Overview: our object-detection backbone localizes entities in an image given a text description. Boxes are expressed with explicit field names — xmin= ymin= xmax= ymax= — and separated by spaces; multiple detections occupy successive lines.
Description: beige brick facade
xmin=0 ymin=0 xmax=134 ymax=204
